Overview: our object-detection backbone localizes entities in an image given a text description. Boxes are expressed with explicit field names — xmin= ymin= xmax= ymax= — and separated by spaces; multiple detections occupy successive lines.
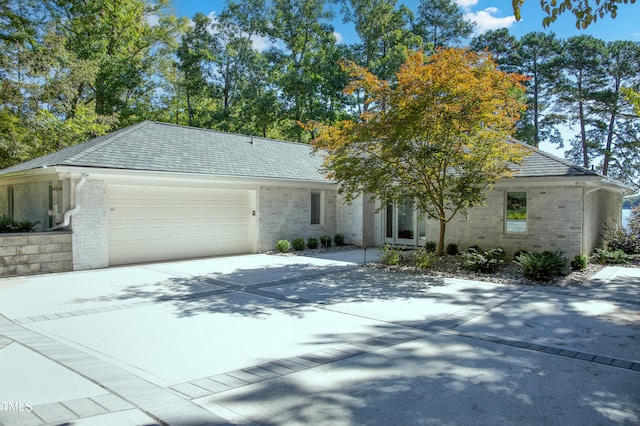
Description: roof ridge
xmin=65 ymin=121 xmax=153 ymax=165
xmin=147 ymin=120 xmax=313 ymax=148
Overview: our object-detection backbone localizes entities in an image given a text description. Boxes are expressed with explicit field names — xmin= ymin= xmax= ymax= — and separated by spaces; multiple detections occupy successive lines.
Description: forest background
xmin=1 ymin=0 xmax=638 ymax=195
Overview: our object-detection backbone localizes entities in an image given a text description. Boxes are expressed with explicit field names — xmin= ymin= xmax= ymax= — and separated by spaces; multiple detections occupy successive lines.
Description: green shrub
xmin=424 ymin=241 xmax=437 ymax=252
xmin=462 ymin=247 xmax=506 ymax=273
xmin=292 ymin=238 xmax=305 ymax=251
xmin=570 ymin=254 xmax=588 ymax=271
xmin=320 ymin=235 xmax=332 ymax=248
xmin=591 ymin=248 xmax=629 ymax=264
xmin=0 ymin=216 xmax=39 ymax=233
xmin=446 ymin=243 xmax=459 ymax=256
xmin=515 ymin=250 xmax=568 ymax=282
xmin=604 ymin=206 xmax=640 ymax=255
xmin=413 ymin=247 xmax=436 ymax=269
xmin=306 ymin=237 xmax=319 ymax=249
xmin=379 ymin=244 xmax=403 ymax=266
xmin=468 ymin=245 xmax=482 ymax=253
xmin=334 ymin=233 xmax=345 ymax=246
xmin=276 ymin=239 xmax=291 ymax=253
xmin=513 ymin=249 xmax=526 ymax=260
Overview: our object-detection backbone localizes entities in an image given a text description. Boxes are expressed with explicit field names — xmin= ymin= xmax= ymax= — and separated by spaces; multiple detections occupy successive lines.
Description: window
xmin=311 ymin=191 xmax=322 ymax=225
xmin=506 ymin=191 xmax=527 ymax=233
xmin=7 ymin=186 xmax=14 ymax=219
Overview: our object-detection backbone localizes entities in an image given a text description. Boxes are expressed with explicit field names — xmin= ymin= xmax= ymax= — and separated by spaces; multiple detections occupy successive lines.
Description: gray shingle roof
xmin=0 ymin=121 xmax=612 ymax=183
xmin=516 ymin=145 xmax=600 ymax=178
xmin=0 ymin=121 xmax=329 ymax=182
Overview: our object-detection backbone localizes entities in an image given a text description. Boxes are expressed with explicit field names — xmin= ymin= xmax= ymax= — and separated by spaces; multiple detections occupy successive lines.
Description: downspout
xmin=581 ymin=183 xmax=601 ymax=255
xmin=49 ymin=174 xmax=88 ymax=231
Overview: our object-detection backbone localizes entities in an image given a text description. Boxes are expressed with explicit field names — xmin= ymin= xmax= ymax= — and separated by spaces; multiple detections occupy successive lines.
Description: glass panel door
xmin=385 ymin=204 xmax=394 ymax=239
xmin=396 ymin=198 xmax=415 ymax=243
xmin=384 ymin=200 xmax=419 ymax=246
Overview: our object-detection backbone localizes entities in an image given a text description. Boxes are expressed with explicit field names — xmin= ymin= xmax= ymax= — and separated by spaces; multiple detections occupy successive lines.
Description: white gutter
xmin=49 ymin=173 xmax=88 ymax=231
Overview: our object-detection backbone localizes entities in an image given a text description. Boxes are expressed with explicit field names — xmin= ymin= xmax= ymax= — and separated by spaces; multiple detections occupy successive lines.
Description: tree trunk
xmin=577 ymin=79 xmax=589 ymax=168
xmin=532 ymin=54 xmax=540 ymax=148
xmin=603 ymin=109 xmax=616 ymax=176
xmin=437 ymin=218 xmax=446 ymax=257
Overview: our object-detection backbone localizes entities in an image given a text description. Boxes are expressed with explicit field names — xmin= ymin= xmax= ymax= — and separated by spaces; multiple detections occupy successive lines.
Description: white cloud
xmin=455 ymin=0 xmax=479 ymax=9
xmin=464 ymin=7 xmax=517 ymax=34
xmin=334 ymin=31 xmax=344 ymax=44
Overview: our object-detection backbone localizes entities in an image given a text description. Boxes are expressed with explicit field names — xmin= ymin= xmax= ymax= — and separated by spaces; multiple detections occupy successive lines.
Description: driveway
xmin=0 ymin=251 xmax=638 ymax=425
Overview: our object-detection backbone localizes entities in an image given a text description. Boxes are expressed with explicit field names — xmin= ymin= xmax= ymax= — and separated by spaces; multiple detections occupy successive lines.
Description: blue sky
xmin=170 ymin=0 xmax=640 ymax=43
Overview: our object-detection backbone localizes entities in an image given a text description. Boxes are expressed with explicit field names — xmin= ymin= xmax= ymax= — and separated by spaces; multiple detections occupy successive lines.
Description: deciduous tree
xmin=311 ymin=49 xmax=529 ymax=255
xmin=512 ymin=0 xmax=637 ymax=28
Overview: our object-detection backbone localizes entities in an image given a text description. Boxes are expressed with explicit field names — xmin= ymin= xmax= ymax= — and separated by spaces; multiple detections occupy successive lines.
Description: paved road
xmin=0 ymin=252 xmax=638 ymax=425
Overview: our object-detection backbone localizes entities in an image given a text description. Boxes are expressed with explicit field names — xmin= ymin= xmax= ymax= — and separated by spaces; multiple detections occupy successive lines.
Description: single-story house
xmin=0 ymin=121 xmax=632 ymax=271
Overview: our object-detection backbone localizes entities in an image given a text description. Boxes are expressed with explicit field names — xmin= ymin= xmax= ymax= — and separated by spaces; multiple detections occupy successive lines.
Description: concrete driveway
xmin=0 ymin=250 xmax=638 ymax=425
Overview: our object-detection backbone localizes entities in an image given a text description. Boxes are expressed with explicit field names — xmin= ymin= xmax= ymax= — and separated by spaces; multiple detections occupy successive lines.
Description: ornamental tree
xmin=311 ymin=48 xmax=530 ymax=255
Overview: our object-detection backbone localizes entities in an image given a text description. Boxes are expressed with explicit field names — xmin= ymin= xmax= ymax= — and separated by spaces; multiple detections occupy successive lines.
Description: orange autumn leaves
xmin=309 ymin=48 xmax=531 ymax=254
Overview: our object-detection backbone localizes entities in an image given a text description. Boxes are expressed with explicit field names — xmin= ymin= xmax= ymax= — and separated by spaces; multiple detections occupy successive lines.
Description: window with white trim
xmin=506 ymin=191 xmax=527 ymax=233
xmin=311 ymin=191 xmax=323 ymax=225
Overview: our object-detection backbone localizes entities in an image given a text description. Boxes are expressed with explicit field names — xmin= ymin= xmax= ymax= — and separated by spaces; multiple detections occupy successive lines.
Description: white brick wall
xmin=71 ymin=179 xmax=108 ymax=270
xmin=429 ymin=185 xmax=588 ymax=257
xmin=258 ymin=186 xmax=337 ymax=251
xmin=586 ymin=189 xmax=623 ymax=253
xmin=338 ymin=193 xmax=380 ymax=247
xmin=337 ymin=192 xmax=363 ymax=245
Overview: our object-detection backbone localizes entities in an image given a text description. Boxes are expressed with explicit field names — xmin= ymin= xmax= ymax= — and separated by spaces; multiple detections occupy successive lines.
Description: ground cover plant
xmin=591 ymin=248 xmax=629 ymax=264
xmin=515 ymin=250 xmax=568 ymax=282
xmin=461 ymin=247 xmax=506 ymax=273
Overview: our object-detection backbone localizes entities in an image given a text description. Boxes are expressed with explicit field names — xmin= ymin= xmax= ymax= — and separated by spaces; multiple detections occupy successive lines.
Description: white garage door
xmin=108 ymin=185 xmax=255 ymax=265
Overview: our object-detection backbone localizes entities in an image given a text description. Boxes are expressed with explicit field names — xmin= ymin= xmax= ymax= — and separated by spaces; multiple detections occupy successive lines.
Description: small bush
xmin=320 ymin=235 xmax=332 ymax=248
xmin=468 ymin=245 xmax=482 ymax=253
xmin=0 ymin=216 xmax=39 ymax=233
xmin=604 ymin=206 xmax=640 ymax=254
xmin=379 ymin=244 xmax=403 ymax=266
xmin=334 ymin=233 xmax=345 ymax=246
xmin=424 ymin=241 xmax=437 ymax=252
xmin=413 ymin=247 xmax=436 ymax=269
xmin=515 ymin=250 xmax=568 ymax=282
xmin=276 ymin=239 xmax=291 ymax=253
xmin=591 ymin=248 xmax=629 ymax=264
xmin=570 ymin=254 xmax=588 ymax=271
xmin=292 ymin=238 xmax=305 ymax=251
xmin=513 ymin=249 xmax=527 ymax=260
xmin=446 ymin=243 xmax=459 ymax=256
xmin=462 ymin=247 xmax=506 ymax=273
xmin=306 ymin=237 xmax=319 ymax=249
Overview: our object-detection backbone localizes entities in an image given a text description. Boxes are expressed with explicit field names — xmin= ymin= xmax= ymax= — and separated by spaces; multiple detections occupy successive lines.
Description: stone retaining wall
xmin=0 ymin=231 xmax=72 ymax=277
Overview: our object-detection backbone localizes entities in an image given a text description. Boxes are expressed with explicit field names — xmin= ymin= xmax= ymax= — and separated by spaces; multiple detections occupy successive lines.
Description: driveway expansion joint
xmin=526 ymin=286 xmax=640 ymax=306
xmin=445 ymin=329 xmax=640 ymax=372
